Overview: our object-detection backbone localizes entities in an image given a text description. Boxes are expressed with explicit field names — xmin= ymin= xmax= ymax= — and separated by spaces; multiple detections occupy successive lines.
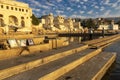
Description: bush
xmin=31 ymin=14 xmax=39 ymax=25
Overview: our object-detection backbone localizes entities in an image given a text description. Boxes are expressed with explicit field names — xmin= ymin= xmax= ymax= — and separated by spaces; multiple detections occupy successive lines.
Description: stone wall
xmin=0 ymin=43 xmax=51 ymax=60
xmin=0 ymin=34 xmax=34 ymax=39
xmin=32 ymin=37 xmax=44 ymax=45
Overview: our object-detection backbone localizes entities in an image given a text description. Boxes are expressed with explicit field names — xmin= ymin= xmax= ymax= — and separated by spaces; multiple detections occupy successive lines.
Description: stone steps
xmin=83 ymin=34 xmax=120 ymax=45
xmin=57 ymin=52 xmax=116 ymax=80
xmin=91 ymin=35 xmax=120 ymax=49
xmin=4 ymin=48 xmax=102 ymax=80
xmin=0 ymin=44 xmax=88 ymax=80
xmin=0 ymin=35 xmax=118 ymax=80
xmin=83 ymin=34 xmax=120 ymax=49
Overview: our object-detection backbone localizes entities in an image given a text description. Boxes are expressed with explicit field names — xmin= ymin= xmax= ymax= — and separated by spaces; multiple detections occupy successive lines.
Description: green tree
xmin=81 ymin=20 xmax=86 ymax=27
xmin=85 ymin=19 xmax=96 ymax=29
xmin=31 ymin=14 xmax=39 ymax=25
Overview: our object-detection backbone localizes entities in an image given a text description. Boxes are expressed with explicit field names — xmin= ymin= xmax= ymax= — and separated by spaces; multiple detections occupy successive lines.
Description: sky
xmin=17 ymin=0 xmax=120 ymax=18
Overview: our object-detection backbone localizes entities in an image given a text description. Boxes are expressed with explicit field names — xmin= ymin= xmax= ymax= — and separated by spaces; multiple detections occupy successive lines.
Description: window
xmin=6 ymin=6 xmax=9 ymax=9
xmin=15 ymin=8 xmax=17 ymax=11
xmin=1 ymin=5 xmax=3 ymax=8
xmin=22 ymin=9 xmax=24 ymax=12
xmin=19 ymin=8 xmax=21 ymax=11
xmin=0 ymin=19 xmax=4 ymax=27
xmin=0 ymin=14 xmax=3 ymax=17
xmin=21 ymin=17 xmax=24 ymax=19
xmin=26 ymin=10 xmax=28 ymax=12
xmin=11 ymin=7 xmax=13 ymax=10
xmin=0 ymin=14 xmax=4 ymax=27
xmin=21 ymin=20 xmax=25 ymax=27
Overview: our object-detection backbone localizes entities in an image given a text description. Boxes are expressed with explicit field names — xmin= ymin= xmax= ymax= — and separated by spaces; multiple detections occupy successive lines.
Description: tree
xmin=85 ymin=19 xmax=96 ymax=29
xmin=81 ymin=19 xmax=96 ymax=29
xmin=31 ymin=14 xmax=39 ymax=25
xmin=81 ymin=20 xmax=86 ymax=28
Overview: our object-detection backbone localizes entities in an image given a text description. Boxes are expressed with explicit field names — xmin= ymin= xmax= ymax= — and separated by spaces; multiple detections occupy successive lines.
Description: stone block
xmin=32 ymin=37 xmax=44 ymax=45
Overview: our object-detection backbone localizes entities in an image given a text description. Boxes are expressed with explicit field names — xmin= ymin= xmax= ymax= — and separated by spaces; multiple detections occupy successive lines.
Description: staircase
xmin=0 ymin=34 xmax=120 ymax=80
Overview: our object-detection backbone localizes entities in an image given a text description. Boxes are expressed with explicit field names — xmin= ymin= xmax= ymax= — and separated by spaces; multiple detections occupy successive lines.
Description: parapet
xmin=0 ymin=0 xmax=29 ymax=8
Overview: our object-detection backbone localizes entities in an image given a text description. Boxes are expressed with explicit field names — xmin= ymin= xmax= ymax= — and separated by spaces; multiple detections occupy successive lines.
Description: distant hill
xmin=74 ymin=17 xmax=120 ymax=23
xmin=104 ymin=17 xmax=120 ymax=23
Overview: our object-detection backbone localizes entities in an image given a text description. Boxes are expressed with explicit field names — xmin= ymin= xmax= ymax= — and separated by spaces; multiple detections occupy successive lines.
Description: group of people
xmin=83 ymin=27 xmax=94 ymax=40
xmin=83 ymin=27 xmax=105 ymax=40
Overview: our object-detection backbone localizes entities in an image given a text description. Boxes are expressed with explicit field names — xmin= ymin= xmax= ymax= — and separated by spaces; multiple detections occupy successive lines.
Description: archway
xmin=21 ymin=16 xmax=25 ymax=27
xmin=9 ymin=15 xmax=18 ymax=26
xmin=0 ymin=14 xmax=3 ymax=17
xmin=0 ymin=14 xmax=4 ymax=27
xmin=21 ymin=20 xmax=25 ymax=27
xmin=0 ymin=19 xmax=4 ymax=27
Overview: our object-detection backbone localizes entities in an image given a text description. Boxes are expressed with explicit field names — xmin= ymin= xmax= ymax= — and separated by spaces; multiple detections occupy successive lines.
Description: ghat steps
xmin=0 ymin=34 xmax=120 ymax=80
xmin=0 ymin=43 xmax=88 ymax=80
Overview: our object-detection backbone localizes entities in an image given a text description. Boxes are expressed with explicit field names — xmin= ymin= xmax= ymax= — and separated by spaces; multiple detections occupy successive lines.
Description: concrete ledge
xmin=83 ymin=34 xmax=120 ymax=45
xmin=49 ymin=39 xmax=69 ymax=49
xmin=92 ymin=53 xmax=116 ymax=80
xmin=0 ymin=43 xmax=51 ymax=60
xmin=0 ymin=34 xmax=34 ymax=39
xmin=57 ymin=52 xmax=116 ymax=80
xmin=39 ymin=48 xmax=102 ymax=80
xmin=0 ymin=48 xmax=22 ymax=60
xmin=0 ymin=45 xmax=88 ymax=80
xmin=28 ymin=43 xmax=51 ymax=53
xmin=91 ymin=34 xmax=120 ymax=49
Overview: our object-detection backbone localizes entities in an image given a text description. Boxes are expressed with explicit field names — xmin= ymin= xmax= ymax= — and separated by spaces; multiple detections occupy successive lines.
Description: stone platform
xmin=0 ymin=34 xmax=120 ymax=80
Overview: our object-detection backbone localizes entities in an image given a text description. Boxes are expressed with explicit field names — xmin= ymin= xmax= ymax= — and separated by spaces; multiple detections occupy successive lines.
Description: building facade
xmin=0 ymin=0 xmax=32 ymax=33
xmin=73 ymin=21 xmax=83 ymax=32
xmin=98 ymin=20 xmax=119 ymax=30
xmin=41 ymin=13 xmax=54 ymax=30
xmin=54 ymin=15 xmax=66 ymax=31
xmin=64 ymin=18 xmax=74 ymax=31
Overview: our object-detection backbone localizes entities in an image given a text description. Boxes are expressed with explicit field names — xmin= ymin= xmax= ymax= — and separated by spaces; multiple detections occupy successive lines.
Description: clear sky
xmin=17 ymin=0 xmax=120 ymax=18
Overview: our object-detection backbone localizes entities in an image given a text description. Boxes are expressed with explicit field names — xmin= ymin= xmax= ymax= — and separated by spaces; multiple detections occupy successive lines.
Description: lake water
xmin=59 ymin=36 xmax=120 ymax=80
xmin=102 ymin=40 xmax=120 ymax=80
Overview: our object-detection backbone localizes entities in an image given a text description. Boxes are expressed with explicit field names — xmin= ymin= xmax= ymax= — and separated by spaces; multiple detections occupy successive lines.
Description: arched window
xmin=0 ymin=14 xmax=3 ymax=17
xmin=0 ymin=14 xmax=4 ymax=27
xmin=9 ymin=15 xmax=18 ymax=26
xmin=21 ymin=20 xmax=25 ymax=27
xmin=0 ymin=18 xmax=4 ymax=27
xmin=21 ymin=17 xmax=24 ymax=19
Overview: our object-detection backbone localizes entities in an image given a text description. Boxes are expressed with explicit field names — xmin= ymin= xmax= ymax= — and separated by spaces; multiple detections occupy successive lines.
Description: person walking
xmin=89 ymin=27 xmax=94 ymax=40
xmin=83 ymin=27 xmax=88 ymax=40
xmin=102 ymin=27 xmax=105 ymax=38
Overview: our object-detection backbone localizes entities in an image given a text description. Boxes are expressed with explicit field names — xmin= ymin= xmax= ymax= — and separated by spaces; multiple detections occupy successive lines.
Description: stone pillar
xmin=17 ymin=16 xmax=21 ymax=27
xmin=3 ymin=15 xmax=9 ymax=34
xmin=4 ymin=15 xmax=9 ymax=26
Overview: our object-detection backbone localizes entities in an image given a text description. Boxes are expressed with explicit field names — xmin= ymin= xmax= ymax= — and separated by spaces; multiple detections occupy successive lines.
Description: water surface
xmin=103 ymin=40 xmax=120 ymax=80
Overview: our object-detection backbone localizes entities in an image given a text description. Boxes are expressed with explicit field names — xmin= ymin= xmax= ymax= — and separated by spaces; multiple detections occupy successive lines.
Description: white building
xmin=98 ymin=20 xmax=119 ymax=30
